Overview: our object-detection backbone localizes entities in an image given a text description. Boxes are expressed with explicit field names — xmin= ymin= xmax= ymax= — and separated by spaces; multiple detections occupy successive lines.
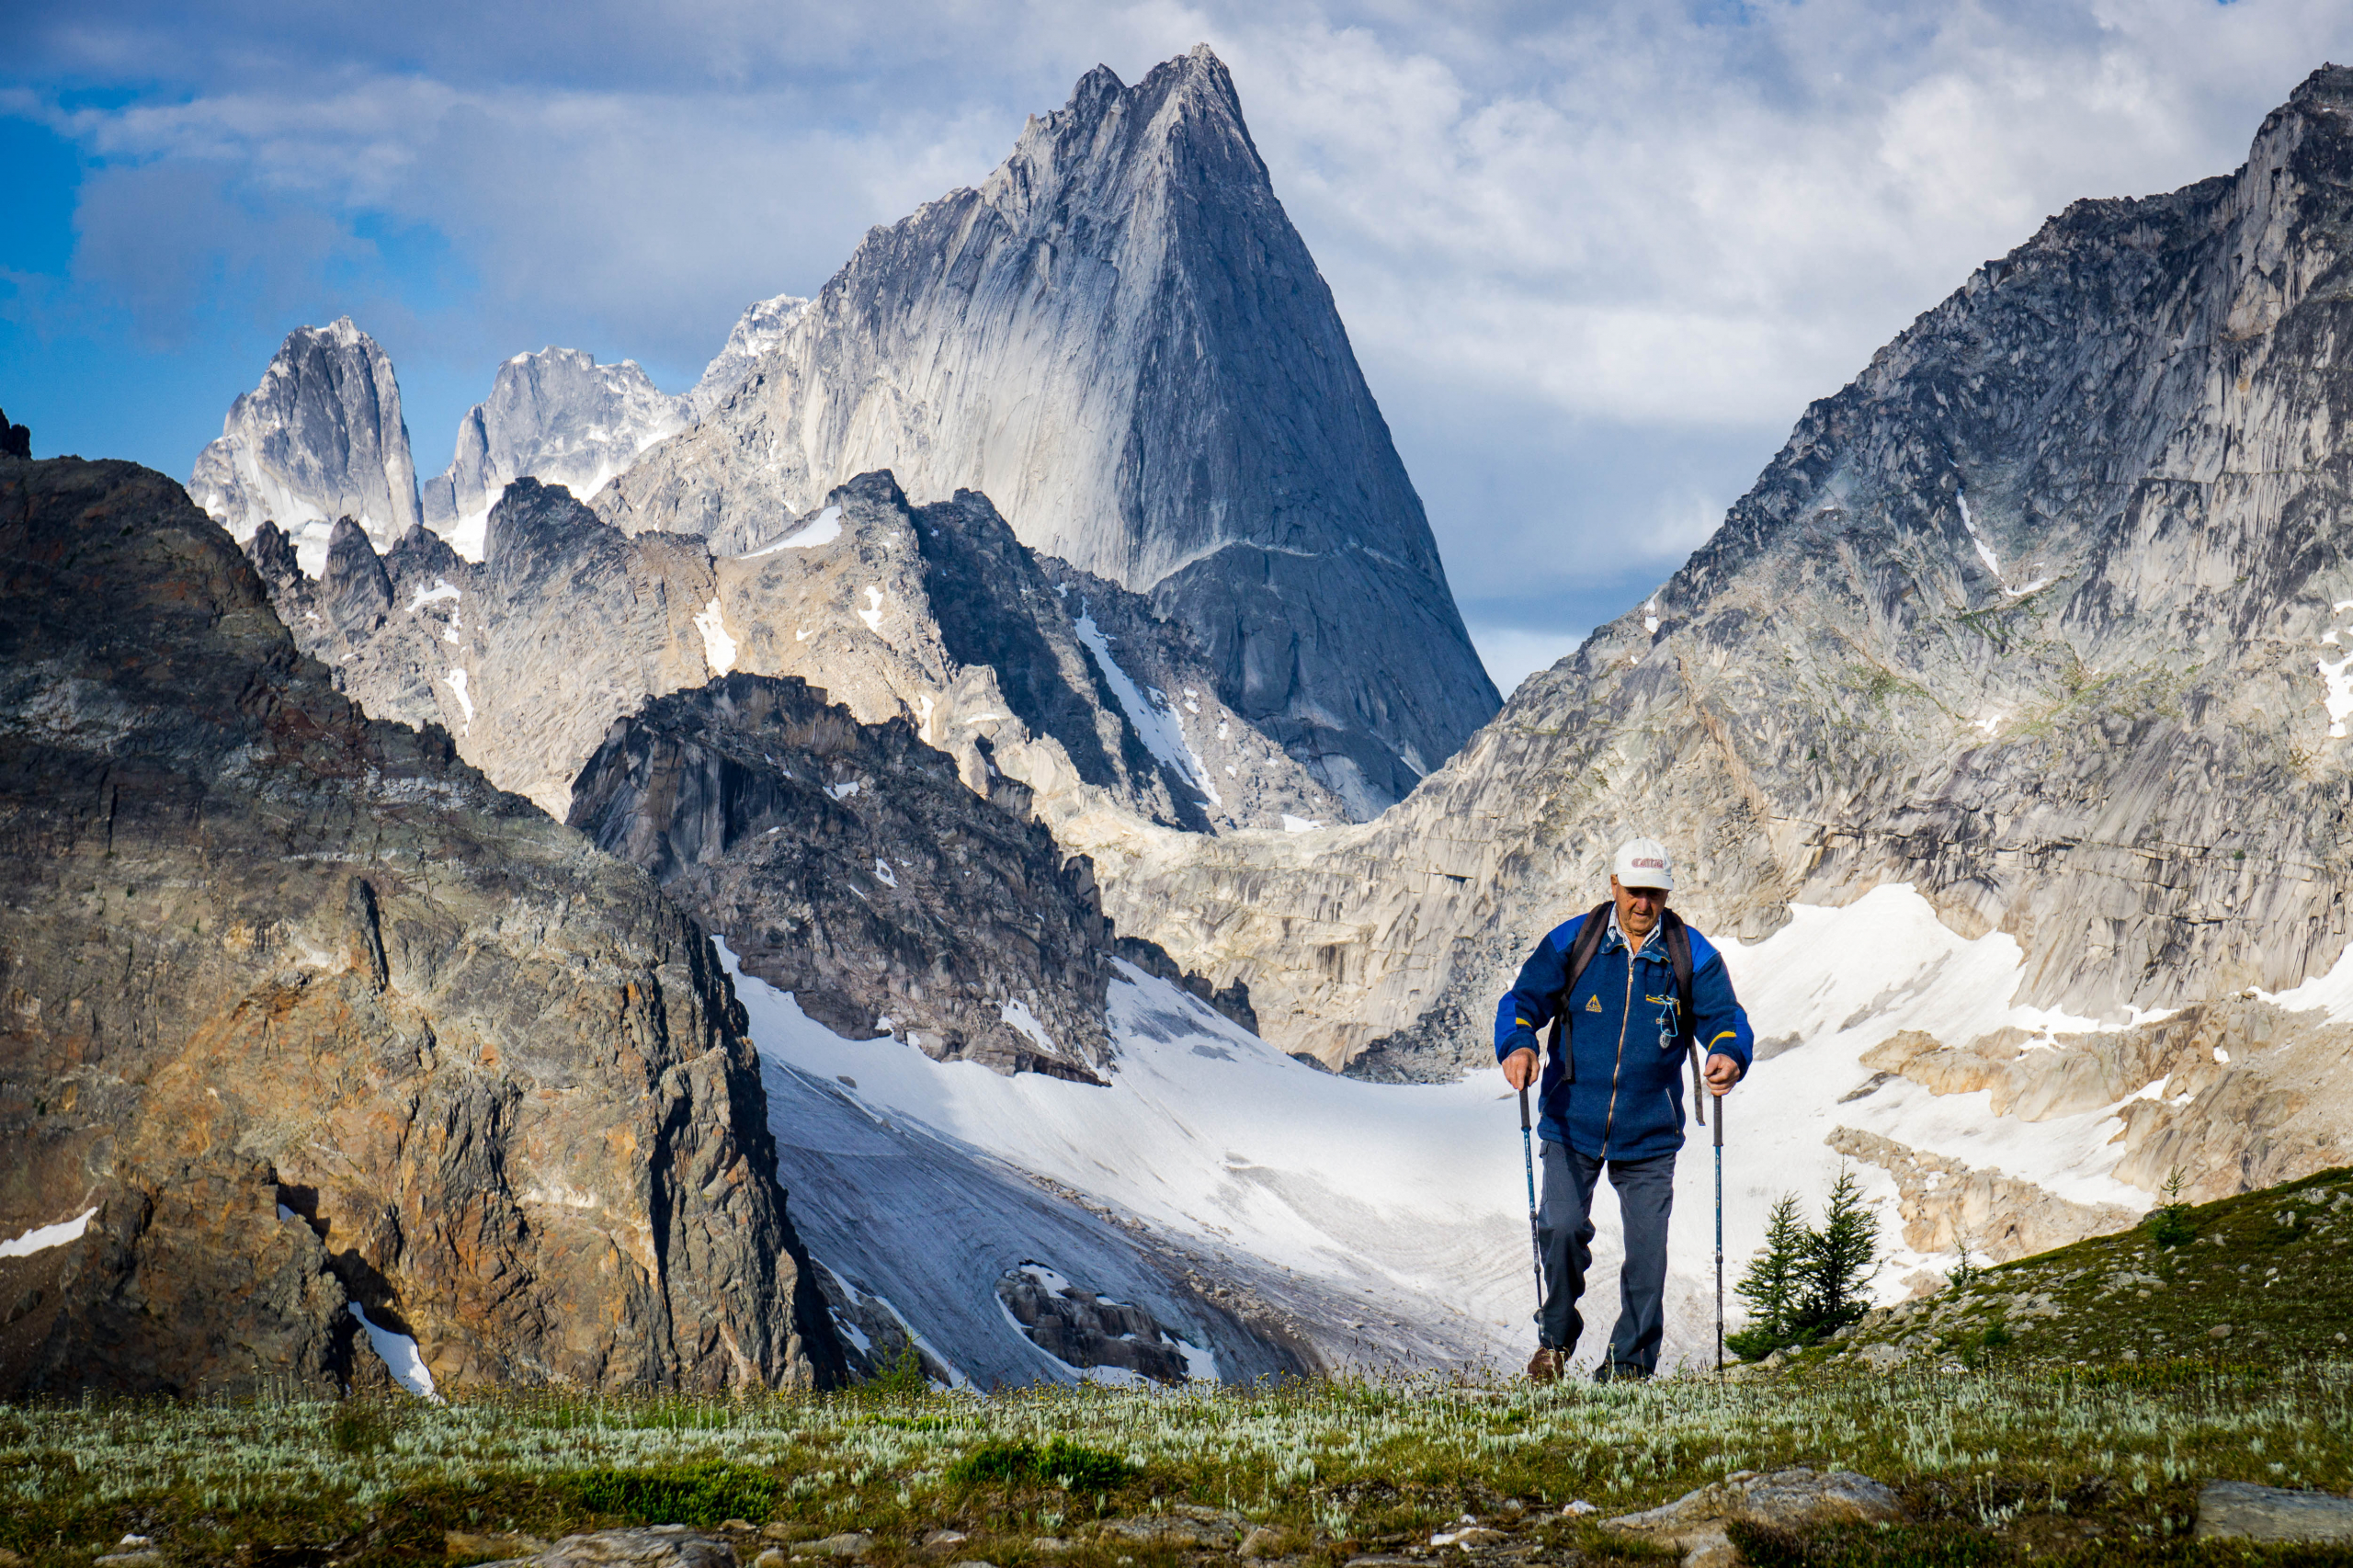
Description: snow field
xmin=1706 ymin=884 xmax=2152 ymax=1314
xmin=722 ymin=883 xmax=2172 ymax=1381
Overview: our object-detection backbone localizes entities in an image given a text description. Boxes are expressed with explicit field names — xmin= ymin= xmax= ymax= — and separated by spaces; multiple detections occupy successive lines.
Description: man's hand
xmin=1502 ymin=1047 xmax=1539 ymax=1091
xmin=1704 ymin=1051 xmax=1741 ymax=1096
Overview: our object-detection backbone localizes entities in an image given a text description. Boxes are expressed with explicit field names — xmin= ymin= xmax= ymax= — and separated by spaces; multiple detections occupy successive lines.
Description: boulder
xmin=1607 ymin=1467 xmax=1904 ymax=1565
xmin=483 ymin=1527 xmax=739 ymax=1567
xmin=2196 ymin=1481 xmax=2353 ymax=1542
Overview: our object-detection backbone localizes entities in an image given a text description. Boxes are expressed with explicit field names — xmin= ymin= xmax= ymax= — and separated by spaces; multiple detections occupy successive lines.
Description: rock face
xmin=2197 ymin=1481 xmax=2353 ymax=1542
xmin=1825 ymin=1128 xmax=2139 ymax=1261
xmin=995 ymin=1262 xmax=1196 ymax=1382
xmin=568 ymin=672 xmax=1118 ymax=1077
xmin=1091 ymin=65 xmax=2353 ymax=1082
xmin=684 ymin=295 xmax=810 ymax=423
xmin=256 ymin=470 xmax=1343 ymax=837
xmin=422 ymin=348 xmax=689 ymax=560
xmin=188 ymin=317 xmax=422 ymax=574
xmin=0 ymin=454 xmax=842 ymax=1396
xmin=594 ymin=47 xmax=1499 ymax=815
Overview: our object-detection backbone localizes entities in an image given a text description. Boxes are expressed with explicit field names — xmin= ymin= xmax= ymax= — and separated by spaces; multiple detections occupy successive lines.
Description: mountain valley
xmin=8 ymin=51 xmax=2353 ymax=1398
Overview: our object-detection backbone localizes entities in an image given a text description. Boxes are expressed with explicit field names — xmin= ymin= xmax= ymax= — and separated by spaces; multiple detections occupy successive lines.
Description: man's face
xmin=1611 ymin=876 xmax=1669 ymax=943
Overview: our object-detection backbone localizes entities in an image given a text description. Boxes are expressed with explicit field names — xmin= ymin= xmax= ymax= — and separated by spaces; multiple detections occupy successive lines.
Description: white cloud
xmin=13 ymin=0 xmax=2353 ymax=630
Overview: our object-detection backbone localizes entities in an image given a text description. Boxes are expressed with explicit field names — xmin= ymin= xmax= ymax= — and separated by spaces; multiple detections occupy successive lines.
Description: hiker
xmin=1495 ymin=836 xmax=1754 ymax=1381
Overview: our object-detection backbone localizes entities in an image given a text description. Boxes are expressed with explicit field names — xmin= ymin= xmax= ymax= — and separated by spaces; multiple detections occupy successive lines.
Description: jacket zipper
xmin=1598 ymin=947 xmax=1634 ymax=1157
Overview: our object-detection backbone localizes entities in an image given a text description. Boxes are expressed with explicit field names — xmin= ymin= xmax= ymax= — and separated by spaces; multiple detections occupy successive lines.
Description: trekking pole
xmin=1714 ymin=1084 xmax=1726 ymax=1377
xmin=1518 ymin=1084 xmax=1543 ymax=1312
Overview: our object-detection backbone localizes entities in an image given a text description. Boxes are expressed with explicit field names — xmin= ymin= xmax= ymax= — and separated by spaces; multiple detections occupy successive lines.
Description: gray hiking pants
xmin=1536 ymin=1140 xmax=1675 ymax=1373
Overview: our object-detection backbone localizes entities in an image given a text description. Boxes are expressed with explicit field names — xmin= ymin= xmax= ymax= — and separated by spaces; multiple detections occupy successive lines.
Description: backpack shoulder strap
xmin=1663 ymin=912 xmax=1695 ymax=1046
xmin=1542 ymin=902 xmax=1616 ymax=1084
xmin=1563 ymin=901 xmax=1613 ymax=995
xmin=1664 ymin=910 xmax=1704 ymax=1125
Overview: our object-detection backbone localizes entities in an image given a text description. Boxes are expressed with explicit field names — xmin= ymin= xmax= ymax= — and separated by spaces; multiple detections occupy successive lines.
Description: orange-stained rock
xmin=0 ymin=455 xmax=845 ymax=1397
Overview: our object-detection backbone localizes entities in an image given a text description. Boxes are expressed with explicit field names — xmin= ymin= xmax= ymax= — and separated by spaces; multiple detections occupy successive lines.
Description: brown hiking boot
xmin=1525 ymin=1347 xmax=1565 ymax=1382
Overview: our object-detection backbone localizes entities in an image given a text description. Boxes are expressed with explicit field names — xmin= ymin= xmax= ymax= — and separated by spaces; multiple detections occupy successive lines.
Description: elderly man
xmin=1495 ymin=837 xmax=1754 ymax=1381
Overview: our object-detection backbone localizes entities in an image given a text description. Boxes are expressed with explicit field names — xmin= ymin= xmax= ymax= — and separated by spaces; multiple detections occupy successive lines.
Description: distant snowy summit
xmin=188 ymin=317 xmax=421 ymax=574
xmin=420 ymin=347 xmax=691 ymax=560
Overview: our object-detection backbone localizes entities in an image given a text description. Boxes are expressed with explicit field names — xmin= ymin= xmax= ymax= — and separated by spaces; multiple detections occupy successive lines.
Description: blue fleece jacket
xmin=1493 ymin=911 xmax=1755 ymax=1161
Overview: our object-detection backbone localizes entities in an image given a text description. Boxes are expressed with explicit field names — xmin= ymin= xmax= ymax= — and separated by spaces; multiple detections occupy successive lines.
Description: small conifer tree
xmin=1727 ymin=1193 xmax=1807 ymax=1360
xmin=1726 ymin=1165 xmax=1882 ymax=1360
xmin=1796 ymin=1164 xmax=1881 ymax=1337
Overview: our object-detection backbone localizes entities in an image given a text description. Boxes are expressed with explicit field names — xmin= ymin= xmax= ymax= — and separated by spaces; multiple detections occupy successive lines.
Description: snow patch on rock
xmin=694 ymin=598 xmax=736 ymax=675
xmin=1000 ymin=998 xmax=1055 ymax=1053
xmin=348 ymin=1303 xmax=440 ymax=1402
xmin=0 ymin=1207 xmax=97 ymax=1258
xmin=403 ymin=578 xmax=460 ymax=614
xmin=745 ymin=504 xmax=844 ymax=558
xmin=1073 ymin=608 xmax=1221 ymax=808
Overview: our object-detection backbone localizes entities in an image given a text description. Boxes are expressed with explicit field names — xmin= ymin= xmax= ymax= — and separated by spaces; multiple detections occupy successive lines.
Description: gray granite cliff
xmin=254 ymin=472 xmax=1343 ymax=836
xmin=188 ymin=317 xmax=422 ymax=573
xmin=593 ymin=47 xmax=1500 ymax=816
xmin=568 ymin=673 xmax=1122 ymax=1079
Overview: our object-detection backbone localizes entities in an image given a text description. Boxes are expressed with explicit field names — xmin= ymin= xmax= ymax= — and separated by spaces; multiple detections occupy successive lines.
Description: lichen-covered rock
xmin=0 ymin=455 xmax=841 ymax=1396
xmin=1607 ymin=1467 xmax=1904 ymax=1564
xmin=2197 ymin=1481 xmax=2353 ymax=1542
xmin=482 ymin=1527 xmax=739 ymax=1568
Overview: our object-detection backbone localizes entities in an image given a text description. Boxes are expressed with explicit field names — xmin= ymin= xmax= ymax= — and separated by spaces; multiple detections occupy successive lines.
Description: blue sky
xmin=6 ymin=0 xmax=2351 ymax=693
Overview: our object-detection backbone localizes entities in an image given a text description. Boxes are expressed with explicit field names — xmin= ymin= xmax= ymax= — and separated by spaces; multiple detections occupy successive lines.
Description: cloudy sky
xmin=6 ymin=0 xmax=2350 ymax=693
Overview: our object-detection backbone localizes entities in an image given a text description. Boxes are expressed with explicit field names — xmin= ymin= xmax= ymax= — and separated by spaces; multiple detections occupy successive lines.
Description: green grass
xmin=3 ymin=1172 xmax=2350 ymax=1565
xmin=1825 ymin=1166 xmax=2353 ymax=1372
xmin=5 ymin=1361 xmax=2352 ymax=1565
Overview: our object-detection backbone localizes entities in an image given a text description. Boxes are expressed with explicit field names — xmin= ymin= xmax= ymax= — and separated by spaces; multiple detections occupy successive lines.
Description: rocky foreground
xmin=0 ymin=455 xmax=842 ymax=1396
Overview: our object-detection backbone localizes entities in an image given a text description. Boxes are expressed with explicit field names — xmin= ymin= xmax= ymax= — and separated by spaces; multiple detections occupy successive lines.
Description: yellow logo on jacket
xmin=1586 ymin=995 xmax=1602 ymax=1013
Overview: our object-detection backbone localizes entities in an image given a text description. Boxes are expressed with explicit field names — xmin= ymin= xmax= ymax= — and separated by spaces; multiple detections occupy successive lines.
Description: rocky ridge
xmin=684 ymin=294 xmax=811 ymax=423
xmin=0 ymin=454 xmax=842 ymax=1396
xmin=568 ymin=672 xmax=1120 ymax=1077
xmin=252 ymin=471 xmax=1343 ymax=837
xmin=593 ymin=47 xmax=1500 ymax=815
xmin=1824 ymin=1164 xmax=2353 ymax=1371
xmin=1824 ymin=993 xmax=2353 ymax=1261
xmin=1086 ymin=65 xmax=2353 ymax=1122
xmin=188 ymin=317 xmax=421 ymax=573
xmin=421 ymin=347 xmax=689 ymax=560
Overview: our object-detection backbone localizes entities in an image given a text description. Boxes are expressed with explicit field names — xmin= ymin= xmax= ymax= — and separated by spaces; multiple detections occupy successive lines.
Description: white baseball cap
xmin=1612 ymin=836 xmax=1675 ymax=891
